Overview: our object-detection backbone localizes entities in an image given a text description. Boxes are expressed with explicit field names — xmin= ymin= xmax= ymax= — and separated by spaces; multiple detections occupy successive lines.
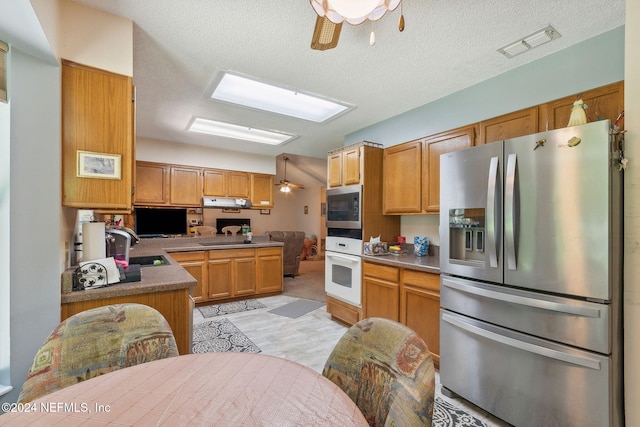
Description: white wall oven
xmin=325 ymin=234 xmax=362 ymax=307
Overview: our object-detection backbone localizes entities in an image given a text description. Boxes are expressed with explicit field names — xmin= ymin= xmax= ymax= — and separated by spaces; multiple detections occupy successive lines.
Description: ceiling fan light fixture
xmin=280 ymin=185 xmax=291 ymax=193
xmin=310 ymin=0 xmax=400 ymax=25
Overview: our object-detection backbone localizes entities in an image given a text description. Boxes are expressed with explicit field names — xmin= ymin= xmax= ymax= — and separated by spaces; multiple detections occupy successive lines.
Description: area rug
xmin=198 ymin=299 xmax=266 ymax=318
xmin=268 ymin=299 xmax=325 ymax=318
xmin=192 ymin=318 xmax=261 ymax=353
xmin=433 ymin=397 xmax=489 ymax=427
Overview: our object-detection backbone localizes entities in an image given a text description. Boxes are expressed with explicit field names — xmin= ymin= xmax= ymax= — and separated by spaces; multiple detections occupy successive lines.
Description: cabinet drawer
xmin=209 ymin=248 xmax=256 ymax=259
xmin=363 ymin=261 xmax=399 ymax=282
xmin=169 ymin=251 xmax=205 ymax=262
xmin=257 ymin=247 xmax=282 ymax=256
xmin=403 ymin=269 xmax=439 ymax=292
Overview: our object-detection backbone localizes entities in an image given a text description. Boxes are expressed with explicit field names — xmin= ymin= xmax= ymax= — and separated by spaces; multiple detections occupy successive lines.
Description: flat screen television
xmin=135 ymin=207 xmax=187 ymax=237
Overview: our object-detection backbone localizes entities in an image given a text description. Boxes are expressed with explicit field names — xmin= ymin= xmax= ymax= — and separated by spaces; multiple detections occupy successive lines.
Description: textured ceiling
xmin=71 ymin=0 xmax=624 ymax=164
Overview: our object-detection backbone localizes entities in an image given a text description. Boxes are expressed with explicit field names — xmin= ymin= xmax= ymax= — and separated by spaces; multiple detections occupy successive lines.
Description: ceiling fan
xmin=309 ymin=1 xmax=405 ymax=51
xmin=276 ymin=156 xmax=305 ymax=193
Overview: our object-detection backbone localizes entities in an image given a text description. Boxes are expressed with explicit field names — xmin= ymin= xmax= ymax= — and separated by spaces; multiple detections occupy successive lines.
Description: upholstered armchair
xmin=265 ymin=231 xmax=306 ymax=277
xmin=322 ymin=317 xmax=435 ymax=426
xmin=18 ymin=303 xmax=179 ymax=403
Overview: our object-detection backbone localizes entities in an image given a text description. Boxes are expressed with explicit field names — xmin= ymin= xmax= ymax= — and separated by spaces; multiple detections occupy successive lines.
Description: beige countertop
xmin=361 ymin=246 xmax=440 ymax=274
xmin=61 ymin=236 xmax=283 ymax=303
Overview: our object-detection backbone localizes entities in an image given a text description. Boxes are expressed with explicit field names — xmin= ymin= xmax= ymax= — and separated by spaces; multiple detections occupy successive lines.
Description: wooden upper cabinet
xmin=327 ymin=147 xmax=361 ymax=188
xmin=228 ymin=172 xmax=250 ymax=198
xmin=479 ymin=106 xmax=538 ymax=145
xmin=61 ymin=60 xmax=134 ymax=210
xmin=203 ymin=169 xmax=250 ymax=198
xmin=250 ymin=174 xmax=274 ymax=208
xmin=542 ymin=81 xmax=624 ymax=131
xmin=424 ymin=125 xmax=475 ymax=212
xmin=170 ymin=166 xmax=202 ymax=206
xmin=342 ymin=147 xmax=361 ymax=185
xmin=383 ymin=140 xmax=423 ymax=214
xmin=203 ymin=169 xmax=226 ymax=196
xmin=327 ymin=152 xmax=343 ymax=187
xmin=135 ymin=161 xmax=169 ymax=205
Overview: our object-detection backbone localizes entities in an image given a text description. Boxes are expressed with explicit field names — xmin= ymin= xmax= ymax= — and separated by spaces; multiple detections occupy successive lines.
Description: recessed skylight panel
xmin=188 ymin=117 xmax=297 ymax=146
xmin=211 ymin=72 xmax=352 ymax=123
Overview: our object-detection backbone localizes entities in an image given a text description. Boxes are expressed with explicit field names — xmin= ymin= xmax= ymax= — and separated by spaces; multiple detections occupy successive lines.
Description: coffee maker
xmin=106 ymin=227 xmax=140 ymax=264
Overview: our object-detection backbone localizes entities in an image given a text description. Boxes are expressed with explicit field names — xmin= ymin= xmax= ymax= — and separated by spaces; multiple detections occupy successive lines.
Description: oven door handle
xmin=326 ymin=252 xmax=361 ymax=263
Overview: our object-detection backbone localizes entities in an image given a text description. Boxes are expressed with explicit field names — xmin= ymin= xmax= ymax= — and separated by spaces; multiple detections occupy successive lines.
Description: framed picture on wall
xmin=76 ymin=150 xmax=121 ymax=179
xmin=260 ymin=209 xmax=270 ymax=215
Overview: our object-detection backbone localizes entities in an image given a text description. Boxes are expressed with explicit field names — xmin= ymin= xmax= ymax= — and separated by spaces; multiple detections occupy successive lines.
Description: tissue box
xmin=363 ymin=242 xmax=388 ymax=255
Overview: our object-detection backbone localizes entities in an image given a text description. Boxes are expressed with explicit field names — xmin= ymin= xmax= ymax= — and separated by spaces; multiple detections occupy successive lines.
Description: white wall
xmin=57 ymin=0 xmax=133 ymax=76
xmin=624 ymin=1 xmax=639 ymax=424
xmin=137 ymin=137 xmax=275 ymax=175
xmin=2 ymin=46 xmax=61 ymax=405
xmin=0 ymin=77 xmax=10 ymax=392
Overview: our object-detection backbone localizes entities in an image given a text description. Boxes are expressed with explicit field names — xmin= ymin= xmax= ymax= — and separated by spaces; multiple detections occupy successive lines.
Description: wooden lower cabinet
xmin=326 ymin=295 xmax=362 ymax=326
xmin=363 ymin=261 xmax=400 ymax=321
xmin=362 ymin=260 xmax=441 ymax=368
xmin=400 ymin=269 xmax=441 ymax=368
xmin=172 ymin=247 xmax=283 ymax=305
xmin=61 ymin=288 xmax=192 ymax=355
xmin=170 ymin=251 xmax=207 ymax=303
xmin=257 ymin=247 xmax=284 ymax=293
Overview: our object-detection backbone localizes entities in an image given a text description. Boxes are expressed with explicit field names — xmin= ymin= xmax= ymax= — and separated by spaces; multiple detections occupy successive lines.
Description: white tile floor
xmin=193 ymin=295 xmax=511 ymax=426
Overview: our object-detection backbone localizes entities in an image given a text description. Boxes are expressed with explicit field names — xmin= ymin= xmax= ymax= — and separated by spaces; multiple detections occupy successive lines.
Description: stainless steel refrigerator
xmin=439 ymin=120 xmax=623 ymax=427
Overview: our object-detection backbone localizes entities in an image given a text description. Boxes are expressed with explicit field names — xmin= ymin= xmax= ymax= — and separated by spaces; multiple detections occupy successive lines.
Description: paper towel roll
xmin=83 ymin=222 xmax=106 ymax=261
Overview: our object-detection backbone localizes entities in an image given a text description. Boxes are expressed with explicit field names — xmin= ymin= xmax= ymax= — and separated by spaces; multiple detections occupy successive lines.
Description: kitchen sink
xmin=128 ymin=254 xmax=170 ymax=266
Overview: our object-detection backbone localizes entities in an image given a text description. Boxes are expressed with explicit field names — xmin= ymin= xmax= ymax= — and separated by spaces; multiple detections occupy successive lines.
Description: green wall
xmin=346 ymin=26 xmax=625 ymax=147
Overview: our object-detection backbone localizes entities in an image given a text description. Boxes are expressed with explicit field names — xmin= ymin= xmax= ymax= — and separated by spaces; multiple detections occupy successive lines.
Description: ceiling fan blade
xmin=311 ymin=16 xmax=342 ymax=51
xmin=288 ymin=183 xmax=305 ymax=189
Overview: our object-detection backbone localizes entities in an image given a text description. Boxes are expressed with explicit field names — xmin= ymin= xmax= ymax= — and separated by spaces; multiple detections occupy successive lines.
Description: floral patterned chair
xmin=18 ymin=303 xmax=179 ymax=403
xmin=322 ymin=317 xmax=435 ymax=426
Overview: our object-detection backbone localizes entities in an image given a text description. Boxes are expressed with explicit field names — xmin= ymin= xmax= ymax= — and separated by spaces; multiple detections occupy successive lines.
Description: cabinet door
xmin=327 ymin=153 xmax=343 ymax=187
xmin=543 ymin=81 xmax=624 ymax=131
xmin=208 ymin=259 xmax=232 ymax=299
xmin=228 ymin=172 xmax=250 ymax=198
xmin=363 ymin=262 xmax=400 ymax=321
xmin=62 ymin=60 xmax=133 ymax=210
xmin=479 ymin=106 xmax=538 ymax=145
xmin=171 ymin=251 xmax=207 ymax=303
xmin=203 ymin=169 xmax=227 ymax=196
xmin=250 ymin=174 xmax=274 ymax=208
xmin=135 ymin=162 xmax=169 ymax=205
xmin=383 ymin=140 xmax=423 ymax=214
xmin=170 ymin=166 xmax=202 ymax=206
xmin=424 ymin=125 xmax=475 ymax=213
xmin=401 ymin=270 xmax=440 ymax=367
xmin=257 ymin=248 xmax=283 ymax=293
xmin=342 ymin=147 xmax=361 ymax=185
xmin=234 ymin=257 xmax=257 ymax=295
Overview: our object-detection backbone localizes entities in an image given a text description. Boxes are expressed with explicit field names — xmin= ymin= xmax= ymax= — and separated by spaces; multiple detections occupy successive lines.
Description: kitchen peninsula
xmin=61 ymin=236 xmax=284 ymax=355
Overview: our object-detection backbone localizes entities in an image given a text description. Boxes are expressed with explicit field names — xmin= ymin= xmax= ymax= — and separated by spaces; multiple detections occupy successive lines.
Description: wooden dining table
xmin=1 ymin=352 xmax=368 ymax=426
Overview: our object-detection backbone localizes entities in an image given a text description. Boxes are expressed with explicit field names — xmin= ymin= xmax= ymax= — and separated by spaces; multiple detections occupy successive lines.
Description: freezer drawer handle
xmin=486 ymin=156 xmax=499 ymax=268
xmin=441 ymin=312 xmax=602 ymax=370
xmin=442 ymin=277 xmax=602 ymax=318
xmin=505 ymin=153 xmax=517 ymax=270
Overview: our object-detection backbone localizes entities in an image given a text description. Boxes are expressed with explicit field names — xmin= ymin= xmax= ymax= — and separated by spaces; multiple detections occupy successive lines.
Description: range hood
xmin=202 ymin=197 xmax=252 ymax=209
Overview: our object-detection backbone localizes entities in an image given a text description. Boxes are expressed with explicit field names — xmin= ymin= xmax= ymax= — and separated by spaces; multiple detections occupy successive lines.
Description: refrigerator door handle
xmin=505 ymin=153 xmax=517 ymax=270
xmin=442 ymin=277 xmax=603 ymax=318
xmin=486 ymin=156 xmax=499 ymax=268
xmin=441 ymin=312 xmax=602 ymax=370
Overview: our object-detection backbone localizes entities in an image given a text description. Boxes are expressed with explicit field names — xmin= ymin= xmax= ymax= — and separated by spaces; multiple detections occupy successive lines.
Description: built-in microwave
xmin=326 ymin=185 xmax=361 ymax=229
